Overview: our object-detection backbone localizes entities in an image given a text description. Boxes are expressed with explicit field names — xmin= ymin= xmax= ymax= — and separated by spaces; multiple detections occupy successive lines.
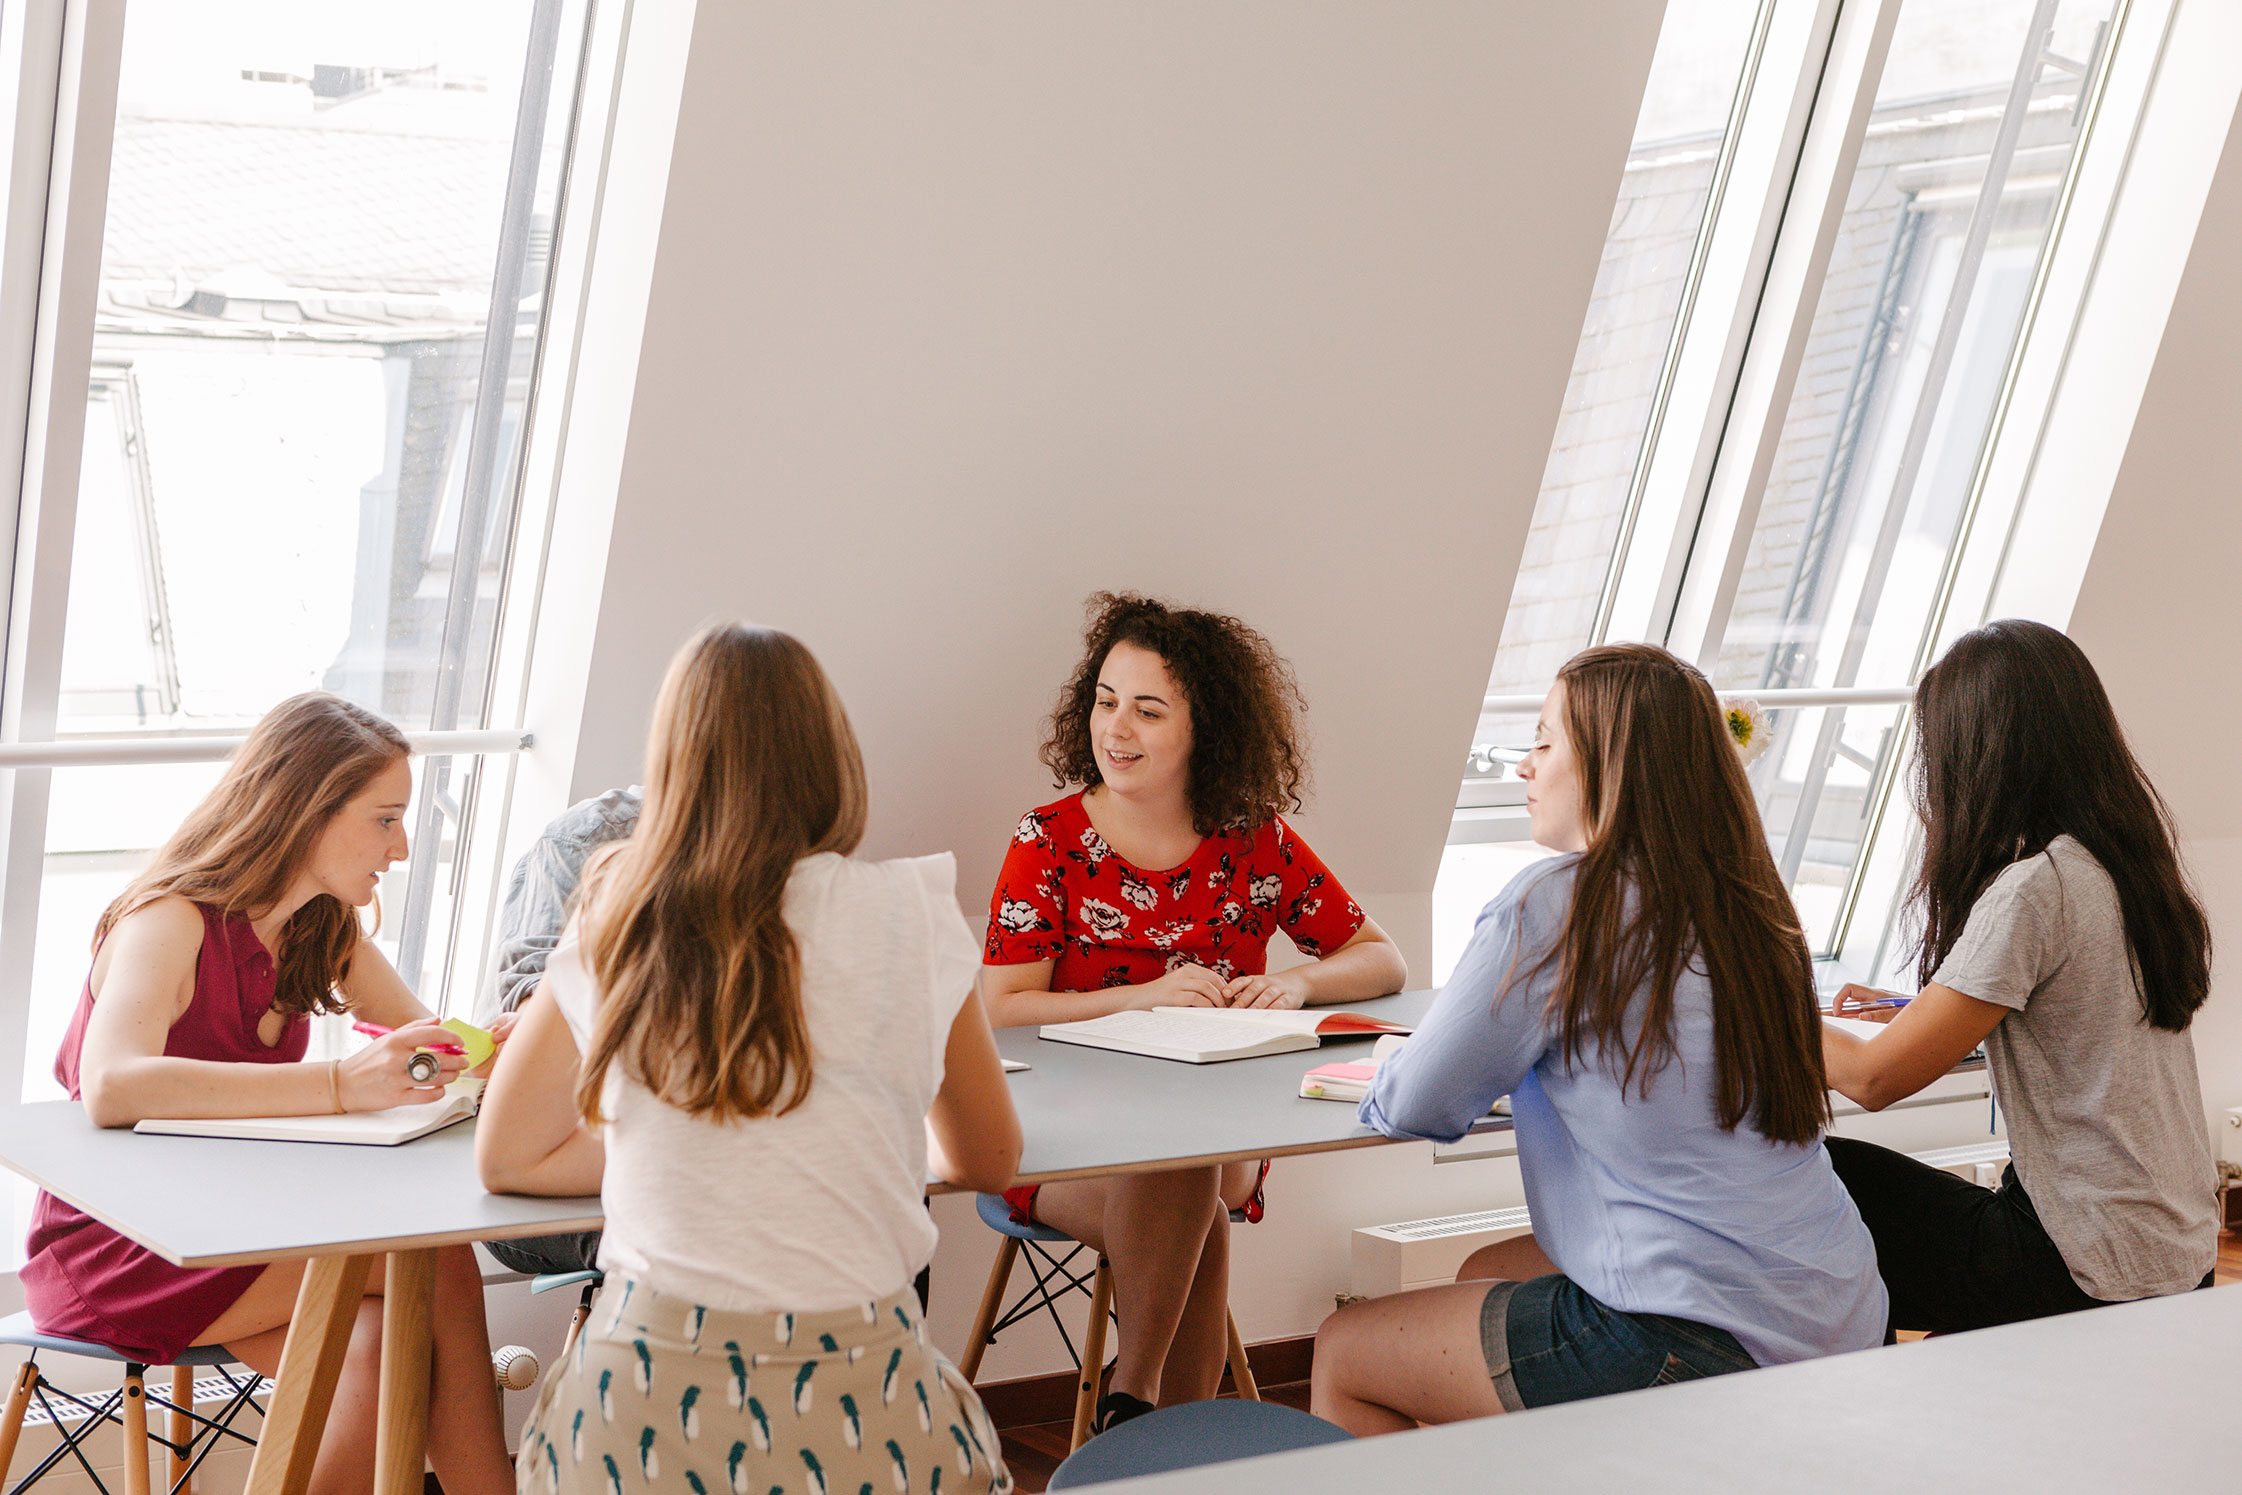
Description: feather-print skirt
xmin=517 ymin=1276 xmax=1012 ymax=1495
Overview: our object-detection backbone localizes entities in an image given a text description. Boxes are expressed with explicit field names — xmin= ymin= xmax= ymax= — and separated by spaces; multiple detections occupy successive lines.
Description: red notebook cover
xmin=1310 ymin=1014 xmax=1412 ymax=1037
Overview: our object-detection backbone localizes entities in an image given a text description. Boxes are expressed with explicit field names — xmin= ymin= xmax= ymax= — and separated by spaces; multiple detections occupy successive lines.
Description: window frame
xmin=0 ymin=0 xmax=608 ymax=1098
xmin=1458 ymin=0 xmax=2187 ymax=978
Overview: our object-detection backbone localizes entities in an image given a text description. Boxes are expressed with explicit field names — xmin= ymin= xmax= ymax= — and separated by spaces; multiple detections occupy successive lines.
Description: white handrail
xmin=0 ymin=728 xmax=532 ymax=770
xmin=1481 ymin=685 xmax=1915 ymax=713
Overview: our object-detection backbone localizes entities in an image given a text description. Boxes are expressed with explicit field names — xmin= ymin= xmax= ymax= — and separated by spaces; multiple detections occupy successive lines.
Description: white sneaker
xmin=493 ymin=1344 xmax=540 ymax=1392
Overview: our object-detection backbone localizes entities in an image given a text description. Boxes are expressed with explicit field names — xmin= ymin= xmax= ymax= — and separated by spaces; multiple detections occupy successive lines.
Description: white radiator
xmin=1351 ymin=1205 xmax=1534 ymax=1298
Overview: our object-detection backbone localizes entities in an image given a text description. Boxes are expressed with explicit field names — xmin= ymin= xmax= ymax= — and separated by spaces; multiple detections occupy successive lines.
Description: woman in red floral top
xmin=983 ymin=593 xmax=1406 ymax=1433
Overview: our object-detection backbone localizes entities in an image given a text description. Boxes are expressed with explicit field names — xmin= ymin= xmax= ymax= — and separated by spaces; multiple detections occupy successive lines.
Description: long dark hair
xmin=576 ymin=623 xmax=869 ymax=1124
xmin=1041 ymin=591 xmax=1307 ymax=834
xmin=1909 ymin=619 xmax=2209 ymax=1031
xmin=100 ymin=693 xmax=409 ymax=1016
xmin=1527 ymin=644 xmax=1827 ymax=1145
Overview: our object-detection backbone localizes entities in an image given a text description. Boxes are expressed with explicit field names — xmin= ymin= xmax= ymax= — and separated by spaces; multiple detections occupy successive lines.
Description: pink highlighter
xmin=352 ymin=1022 xmax=466 ymax=1084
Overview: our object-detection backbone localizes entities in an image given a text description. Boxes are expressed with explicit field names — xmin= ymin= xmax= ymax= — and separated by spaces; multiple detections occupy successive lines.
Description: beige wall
xmin=2067 ymin=96 xmax=2242 ymax=1131
xmin=563 ymin=1 xmax=1666 ymax=981
xmin=546 ymin=0 xmax=1670 ymax=1374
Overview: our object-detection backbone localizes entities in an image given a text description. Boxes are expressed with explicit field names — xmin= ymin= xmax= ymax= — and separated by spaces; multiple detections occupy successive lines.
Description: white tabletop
xmin=0 ymin=995 xmax=1445 ymax=1265
xmin=991 ymin=989 xmax=1501 ymax=1187
xmin=1099 ymin=1283 xmax=2242 ymax=1492
xmin=0 ymin=1102 xmax=602 ymax=1268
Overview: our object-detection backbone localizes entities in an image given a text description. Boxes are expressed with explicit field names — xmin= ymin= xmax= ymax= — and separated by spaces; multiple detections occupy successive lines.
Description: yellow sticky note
xmin=439 ymin=1017 xmax=497 ymax=1071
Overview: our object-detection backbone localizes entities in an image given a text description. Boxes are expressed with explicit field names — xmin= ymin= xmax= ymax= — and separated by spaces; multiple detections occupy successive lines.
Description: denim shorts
xmin=1480 ymin=1274 xmax=1757 ymax=1410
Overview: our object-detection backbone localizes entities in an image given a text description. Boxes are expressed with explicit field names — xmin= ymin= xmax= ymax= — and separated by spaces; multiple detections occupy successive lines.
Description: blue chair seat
xmin=0 ymin=1311 xmax=238 ymax=1368
xmin=974 ymin=1190 xmax=1076 ymax=1244
xmin=1047 ymin=1398 xmax=1352 ymax=1488
xmin=527 ymin=1269 xmax=604 ymax=1296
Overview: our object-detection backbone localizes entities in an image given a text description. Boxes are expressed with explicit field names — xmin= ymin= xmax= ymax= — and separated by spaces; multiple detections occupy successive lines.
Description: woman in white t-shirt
xmin=1822 ymin=619 xmax=2218 ymax=1332
xmin=478 ymin=622 xmax=1022 ymax=1495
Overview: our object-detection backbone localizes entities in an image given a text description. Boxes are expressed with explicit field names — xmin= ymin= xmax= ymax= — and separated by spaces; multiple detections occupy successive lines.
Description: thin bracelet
xmin=328 ymin=1059 xmax=344 ymax=1114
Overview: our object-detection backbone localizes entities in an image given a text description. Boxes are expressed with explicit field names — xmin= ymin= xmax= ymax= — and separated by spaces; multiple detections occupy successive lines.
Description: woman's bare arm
xmin=1822 ymin=982 xmax=2006 ymax=1112
xmin=338 ymin=940 xmax=517 ymax=1075
xmin=476 ymin=986 xmax=605 ymax=1196
xmin=77 ymin=898 xmax=459 ymax=1126
xmin=1224 ymin=919 xmax=1409 ymax=1010
xmin=336 ymin=939 xmax=433 ymax=1026
xmin=978 ymin=958 xmax=1229 ymax=1028
xmin=925 ymin=989 xmax=1022 ymax=1193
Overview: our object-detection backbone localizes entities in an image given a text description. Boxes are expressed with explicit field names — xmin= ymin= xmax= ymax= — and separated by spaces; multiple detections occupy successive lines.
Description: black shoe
xmin=1092 ymin=1391 xmax=1155 ymax=1434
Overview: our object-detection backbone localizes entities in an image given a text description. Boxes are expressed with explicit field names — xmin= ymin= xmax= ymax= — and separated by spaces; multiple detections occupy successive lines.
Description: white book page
xmin=1061 ymin=1010 xmax=1293 ymax=1045
xmin=1822 ymin=1015 xmax=1892 ymax=1042
xmin=1147 ymin=1006 xmax=1328 ymax=1035
xmin=1041 ymin=1009 xmax=1318 ymax=1061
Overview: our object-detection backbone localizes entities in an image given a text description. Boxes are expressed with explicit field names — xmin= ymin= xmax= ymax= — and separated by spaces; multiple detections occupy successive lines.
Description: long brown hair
xmin=575 ymin=623 xmax=869 ymax=1124
xmin=1041 ymin=591 xmax=1307 ymax=834
xmin=1528 ymin=644 xmax=1827 ymax=1144
xmin=98 ymin=692 xmax=411 ymax=1016
xmin=1910 ymin=619 xmax=2209 ymax=1030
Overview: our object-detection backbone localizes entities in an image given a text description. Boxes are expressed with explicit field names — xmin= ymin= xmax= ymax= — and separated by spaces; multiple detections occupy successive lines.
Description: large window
xmin=1443 ymin=0 xmax=1771 ymax=978
xmin=1711 ymin=0 xmax=2113 ymax=951
xmin=1442 ymin=0 xmax=2146 ymax=983
xmin=1477 ymin=0 xmax=1769 ymax=716
xmin=0 ymin=1 xmax=594 ymax=1106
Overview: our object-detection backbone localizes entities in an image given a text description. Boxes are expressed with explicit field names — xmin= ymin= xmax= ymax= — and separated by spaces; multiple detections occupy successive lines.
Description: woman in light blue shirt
xmin=1311 ymin=645 xmax=1884 ymax=1432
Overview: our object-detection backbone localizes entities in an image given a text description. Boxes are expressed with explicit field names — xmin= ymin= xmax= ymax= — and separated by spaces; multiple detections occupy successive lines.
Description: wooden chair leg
xmin=122 ymin=1367 xmax=151 ymax=1495
xmin=1068 ymin=1258 xmax=1114 ymax=1453
xmin=1224 ymin=1312 xmax=1259 ymax=1402
xmin=957 ymin=1237 xmax=1020 ymax=1384
xmin=170 ymin=1364 xmax=195 ymax=1495
xmin=0 ymin=1358 xmax=37 ymax=1481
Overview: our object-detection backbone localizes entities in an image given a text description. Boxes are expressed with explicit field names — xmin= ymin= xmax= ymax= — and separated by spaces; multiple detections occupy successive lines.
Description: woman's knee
xmin=1311 ymin=1304 xmax=1368 ymax=1391
xmin=1122 ymin=1165 xmax=1221 ymax=1216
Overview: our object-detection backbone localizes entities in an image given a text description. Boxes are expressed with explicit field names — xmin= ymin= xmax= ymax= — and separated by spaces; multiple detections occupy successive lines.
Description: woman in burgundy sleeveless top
xmin=20 ymin=694 xmax=517 ymax=1495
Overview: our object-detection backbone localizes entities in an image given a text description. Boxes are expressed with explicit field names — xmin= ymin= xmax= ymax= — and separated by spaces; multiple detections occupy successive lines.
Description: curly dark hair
xmin=1041 ymin=592 xmax=1308 ymax=834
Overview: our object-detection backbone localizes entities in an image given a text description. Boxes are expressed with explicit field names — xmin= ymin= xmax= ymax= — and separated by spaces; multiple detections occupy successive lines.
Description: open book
xmin=1039 ymin=1007 xmax=1411 ymax=1065
xmin=135 ymin=1079 xmax=483 ymax=1147
xmin=1822 ymin=1014 xmax=1891 ymax=1042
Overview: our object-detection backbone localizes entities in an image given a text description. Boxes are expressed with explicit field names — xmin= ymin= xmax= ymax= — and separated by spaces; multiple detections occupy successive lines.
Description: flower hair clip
xmin=1725 ymin=698 xmax=1772 ymax=766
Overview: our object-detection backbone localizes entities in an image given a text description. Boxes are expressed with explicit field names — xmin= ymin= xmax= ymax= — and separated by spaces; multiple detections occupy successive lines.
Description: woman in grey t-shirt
xmin=1822 ymin=620 xmax=2218 ymax=1332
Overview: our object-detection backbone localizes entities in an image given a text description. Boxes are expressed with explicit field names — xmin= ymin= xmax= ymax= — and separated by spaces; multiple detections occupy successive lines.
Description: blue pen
xmin=1824 ymin=996 xmax=1909 ymax=1014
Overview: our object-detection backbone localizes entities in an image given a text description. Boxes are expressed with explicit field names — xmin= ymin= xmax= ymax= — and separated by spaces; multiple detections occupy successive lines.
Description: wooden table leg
xmin=244 ymin=1253 xmax=375 ymax=1495
xmin=372 ymin=1248 xmax=437 ymax=1495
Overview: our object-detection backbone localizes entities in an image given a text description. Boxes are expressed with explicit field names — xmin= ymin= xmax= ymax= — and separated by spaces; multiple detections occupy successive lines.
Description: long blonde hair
xmin=98 ymin=692 xmax=411 ymax=1016
xmin=576 ymin=623 xmax=869 ymax=1124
